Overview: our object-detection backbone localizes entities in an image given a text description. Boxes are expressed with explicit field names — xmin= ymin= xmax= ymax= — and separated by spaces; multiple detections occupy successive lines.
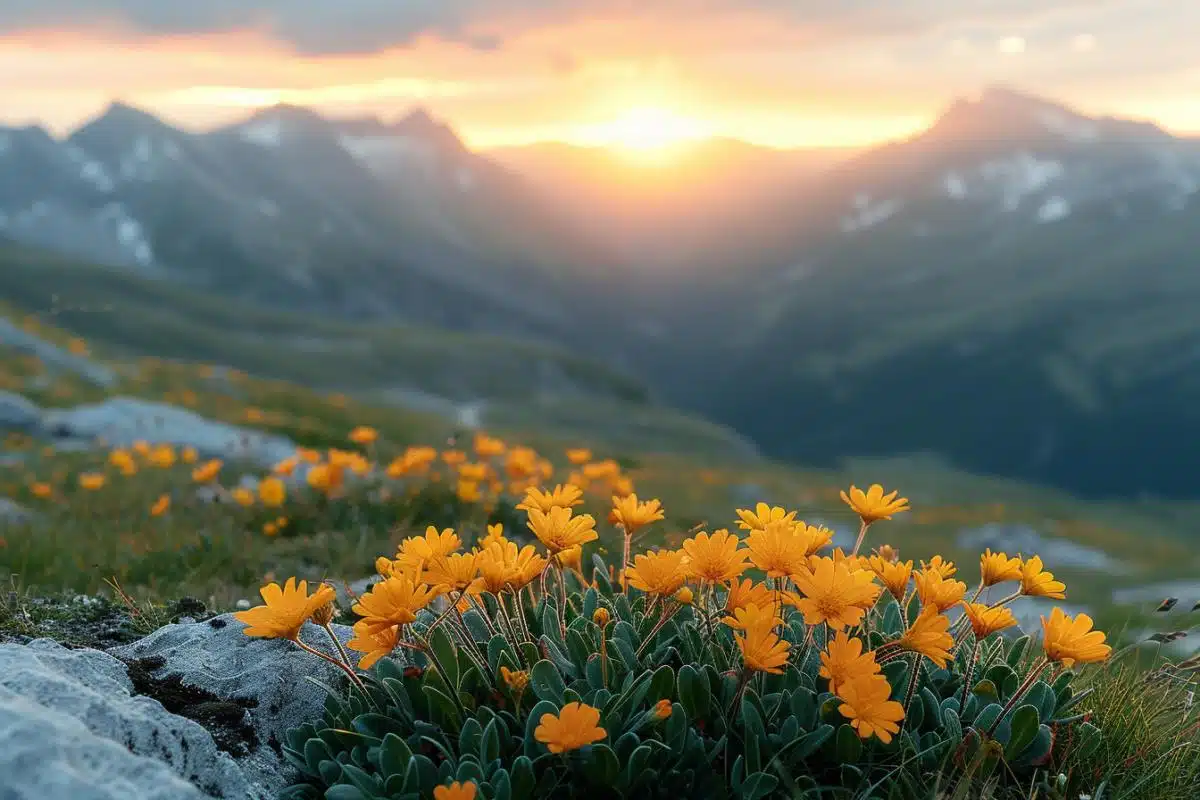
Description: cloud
xmin=0 ymin=0 xmax=1139 ymax=56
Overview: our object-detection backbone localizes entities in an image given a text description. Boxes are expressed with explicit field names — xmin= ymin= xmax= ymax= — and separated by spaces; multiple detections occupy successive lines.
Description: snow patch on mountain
xmin=979 ymin=152 xmax=1064 ymax=211
xmin=65 ymin=144 xmax=115 ymax=192
xmin=97 ymin=203 xmax=154 ymax=266
xmin=239 ymin=119 xmax=283 ymax=148
xmin=841 ymin=193 xmax=902 ymax=233
xmin=1036 ymin=196 xmax=1070 ymax=223
xmin=943 ymin=172 xmax=968 ymax=199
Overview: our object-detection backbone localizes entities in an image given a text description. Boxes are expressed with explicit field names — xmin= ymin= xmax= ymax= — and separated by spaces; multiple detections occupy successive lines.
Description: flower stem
xmin=850 ymin=520 xmax=872 ymax=557
xmin=634 ymin=602 xmax=680 ymax=661
xmin=959 ymin=641 xmax=980 ymax=709
xmin=293 ymin=637 xmax=367 ymax=695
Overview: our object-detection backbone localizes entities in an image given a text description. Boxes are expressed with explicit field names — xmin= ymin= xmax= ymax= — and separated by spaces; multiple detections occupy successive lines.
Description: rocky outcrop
xmin=41 ymin=397 xmax=297 ymax=466
xmin=0 ymin=639 xmax=249 ymax=799
xmin=0 ymin=316 xmax=116 ymax=387
xmin=0 ymin=390 xmax=41 ymax=433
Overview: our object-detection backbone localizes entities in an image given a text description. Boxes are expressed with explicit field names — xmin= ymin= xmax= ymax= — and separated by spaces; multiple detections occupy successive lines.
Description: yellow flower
xmin=29 ymin=482 xmax=52 ymax=499
xmin=348 ymin=426 xmax=378 ymax=445
xmin=592 ymin=607 xmax=611 ymax=628
xmin=867 ymin=556 xmax=913 ymax=601
xmin=566 ymin=448 xmax=592 ymax=465
xmin=258 ymin=477 xmax=286 ymax=508
xmin=150 ymin=494 xmax=170 ymax=517
xmin=610 ymin=494 xmax=665 ymax=536
xmin=232 ymin=487 xmax=255 ymax=507
xmin=798 ymin=523 xmax=835 ymax=556
xmin=306 ymin=463 xmax=344 ymax=494
xmin=897 ymin=606 xmax=953 ymax=668
xmin=920 ymin=555 xmax=957 ymax=579
xmin=273 ymin=457 xmax=298 ymax=476
xmin=78 ymin=472 xmax=106 ymax=491
xmin=1041 ymin=608 xmax=1111 ymax=668
xmin=788 ymin=557 xmax=881 ymax=630
xmin=723 ymin=602 xmax=784 ymax=632
xmin=554 ymin=544 xmax=583 ymax=572
xmin=820 ymin=631 xmax=882 ymax=695
xmin=108 ymin=449 xmax=135 ymax=471
xmin=681 ymin=529 xmax=750 ymax=583
xmin=353 ymin=573 xmax=442 ymax=635
xmin=675 ymin=587 xmax=694 ymax=605
xmin=395 ymin=527 xmax=462 ymax=571
xmin=192 ymin=460 xmax=222 ymax=483
xmin=501 ymin=666 xmax=529 ymax=693
xmin=625 ymin=550 xmax=688 ymax=596
xmin=980 ymin=549 xmax=1023 ymax=587
xmin=182 ymin=446 xmax=198 ymax=464
xmin=480 ymin=524 xmax=507 ymax=548
xmin=441 ymin=449 xmax=467 ymax=466
xmin=840 ymin=484 xmax=910 ymax=524
xmin=234 ymin=578 xmax=336 ymax=640
xmin=913 ymin=570 xmax=967 ymax=612
xmin=526 ymin=506 xmax=598 ymax=553
xmin=347 ymin=621 xmax=399 ymax=669
xmin=728 ymin=604 xmax=790 ymax=674
xmin=837 ymin=674 xmax=905 ymax=743
xmin=653 ymin=699 xmax=673 ymax=720
xmin=961 ymin=602 xmax=1018 ymax=639
xmin=1021 ymin=556 xmax=1067 ymax=600
xmin=132 ymin=440 xmax=151 ymax=457
xmin=746 ymin=519 xmax=809 ymax=578
xmin=263 ymin=522 xmax=278 ymax=536
xmin=473 ymin=433 xmax=506 ymax=458
xmin=535 ymin=702 xmax=607 ymax=753
xmin=875 ymin=544 xmax=900 ymax=563
xmin=456 ymin=479 xmax=482 ymax=504
xmin=516 ymin=484 xmax=584 ymax=513
xmin=433 ymin=781 xmax=477 ymax=800
xmin=734 ymin=503 xmax=796 ymax=532
xmin=725 ymin=579 xmax=775 ymax=614
xmin=148 ymin=444 xmax=177 ymax=468
xmin=423 ymin=552 xmax=481 ymax=592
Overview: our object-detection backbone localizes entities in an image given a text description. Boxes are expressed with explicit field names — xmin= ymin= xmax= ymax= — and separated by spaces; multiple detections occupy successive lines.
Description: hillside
xmin=647 ymin=88 xmax=1200 ymax=499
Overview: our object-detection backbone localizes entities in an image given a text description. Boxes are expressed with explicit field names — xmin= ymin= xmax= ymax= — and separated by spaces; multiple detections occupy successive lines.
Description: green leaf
xmin=1024 ymin=681 xmax=1058 ymax=722
xmin=833 ymin=724 xmax=862 ymax=763
xmin=481 ymin=718 xmax=501 ymax=764
xmin=1004 ymin=705 xmax=1040 ymax=760
xmin=942 ymin=707 xmax=963 ymax=742
xmin=510 ymin=755 xmax=537 ymax=800
xmin=530 ymin=659 xmax=567 ymax=704
xmin=739 ymin=772 xmax=779 ymax=800
xmin=776 ymin=724 xmax=833 ymax=763
xmin=377 ymin=733 xmax=412 ymax=778
xmin=303 ymin=737 xmax=336 ymax=774
xmin=583 ymin=742 xmax=620 ymax=786
xmin=324 ymin=786 xmax=369 ymax=800
xmin=428 ymin=626 xmax=461 ymax=692
xmin=459 ymin=718 xmax=484 ymax=763
xmin=678 ymin=664 xmax=711 ymax=719
xmin=648 ymin=664 xmax=675 ymax=702
xmin=582 ymin=587 xmax=599 ymax=622
xmin=972 ymin=703 xmax=1005 ymax=734
xmin=340 ymin=764 xmax=382 ymax=795
xmin=1005 ymin=635 xmax=1030 ymax=668
xmin=623 ymin=745 xmax=653 ymax=789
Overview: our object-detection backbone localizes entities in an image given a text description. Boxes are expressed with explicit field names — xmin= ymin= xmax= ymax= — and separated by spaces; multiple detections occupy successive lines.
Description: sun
xmin=587 ymin=106 xmax=713 ymax=164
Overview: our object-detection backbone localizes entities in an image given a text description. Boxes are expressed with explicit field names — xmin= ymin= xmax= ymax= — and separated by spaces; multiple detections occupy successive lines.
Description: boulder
xmin=110 ymin=613 xmax=357 ymax=790
xmin=0 ymin=639 xmax=251 ymax=799
xmin=0 ymin=497 xmax=36 ymax=525
xmin=956 ymin=523 xmax=1125 ymax=573
xmin=41 ymin=397 xmax=297 ymax=467
xmin=0 ymin=390 xmax=41 ymax=433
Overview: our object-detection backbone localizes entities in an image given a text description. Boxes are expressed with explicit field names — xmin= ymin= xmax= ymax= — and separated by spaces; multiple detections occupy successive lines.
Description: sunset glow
xmin=0 ymin=2 xmax=1197 ymax=152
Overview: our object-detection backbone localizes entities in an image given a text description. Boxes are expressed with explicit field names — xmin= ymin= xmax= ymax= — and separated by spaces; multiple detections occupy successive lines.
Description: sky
xmin=1 ymin=0 xmax=1198 ymax=151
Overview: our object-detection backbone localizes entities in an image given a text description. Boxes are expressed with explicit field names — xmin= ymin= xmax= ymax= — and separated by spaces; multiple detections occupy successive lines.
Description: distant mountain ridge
xmin=4 ymin=87 xmax=1200 ymax=498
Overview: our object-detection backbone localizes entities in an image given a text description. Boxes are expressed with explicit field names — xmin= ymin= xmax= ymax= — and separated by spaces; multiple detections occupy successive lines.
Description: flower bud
xmin=310 ymin=599 xmax=336 ymax=627
xmin=652 ymin=699 xmax=672 ymax=720
xmin=592 ymin=607 xmax=611 ymax=628
xmin=676 ymin=587 xmax=694 ymax=606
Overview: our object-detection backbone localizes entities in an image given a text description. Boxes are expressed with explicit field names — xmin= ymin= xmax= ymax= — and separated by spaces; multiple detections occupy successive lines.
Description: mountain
xmin=489 ymin=138 xmax=856 ymax=278
xmin=0 ymin=102 xmax=629 ymax=360
xmin=656 ymin=87 xmax=1200 ymax=499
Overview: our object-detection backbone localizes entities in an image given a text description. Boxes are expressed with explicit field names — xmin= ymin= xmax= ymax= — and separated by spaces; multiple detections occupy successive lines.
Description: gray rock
xmin=0 ymin=639 xmax=250 ymax=799
xmin=955 ymin=523 xmax=1124 ymax=573
xmin=41 ymin=397 xmax=297 ymax=467
xmin=0 ymin=390 xmax=41 ymax=433
xmin=0 ymin=317 xmax=116 ymax=387
xmin=0 ymin=498 xmax=36 ymax=525
xmin=110 ymin=613 xmax=355 ymax=790
xmin=1111 ymin=581 xmax=1200 ymax=607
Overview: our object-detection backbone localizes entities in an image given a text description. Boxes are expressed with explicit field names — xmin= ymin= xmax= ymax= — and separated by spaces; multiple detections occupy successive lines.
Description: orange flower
xmin=234 ymin=578 xmax=336 ymax=640
xmin=348 ymin=426 xmax=378 ymax=445
xmin=150 ymin=494 xmax=171 ymax=517
xmin=535 ymin=703 xmax=607 ymax=753
xmin=840 ymin=484 xmax=910 ymax=524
